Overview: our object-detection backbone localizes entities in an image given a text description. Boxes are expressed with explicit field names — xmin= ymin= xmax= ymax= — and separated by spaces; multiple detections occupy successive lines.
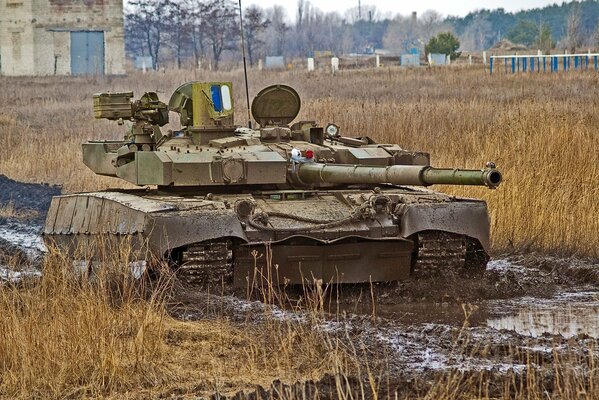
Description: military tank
xmin=43 ymin=81 xmax=502 ymax=287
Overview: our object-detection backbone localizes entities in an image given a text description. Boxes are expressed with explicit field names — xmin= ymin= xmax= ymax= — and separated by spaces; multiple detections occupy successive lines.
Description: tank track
xmin=412 ymin=231 xmax=486 ymax=276
xmin=177 ymin=240 xmax=233 ymax=286
xmin=174 ymin=233 xmax=485 ymax=286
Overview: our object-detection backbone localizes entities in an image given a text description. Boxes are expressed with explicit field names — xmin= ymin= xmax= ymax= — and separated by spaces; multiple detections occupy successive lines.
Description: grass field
xmin=1 ymin=65 xmax=599 ymax=397
xmin=0 ymin=250 xmax=344 ymax=399
xmin=1 ymin=66 xmax=598 ymax=257
xmin=1 ymin=250 xmax=597 ymax=399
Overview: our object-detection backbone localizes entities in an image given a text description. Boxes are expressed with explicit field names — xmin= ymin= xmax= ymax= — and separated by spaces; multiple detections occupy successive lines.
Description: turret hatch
xmin=251 ymin=84 xmax=300 ymax=127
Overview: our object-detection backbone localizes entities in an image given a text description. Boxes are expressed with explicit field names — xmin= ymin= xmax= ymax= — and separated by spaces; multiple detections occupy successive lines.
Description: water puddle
xmin=487 ymin=291 xmax=599 ymax=339
xmin=369 ymin=301 xmax=487 ymax=325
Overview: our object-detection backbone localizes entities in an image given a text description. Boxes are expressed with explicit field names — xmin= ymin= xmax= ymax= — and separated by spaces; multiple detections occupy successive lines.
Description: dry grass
xmin=422 ymin=350 xmax=599 ymax=400
xmin=0 ymin=250 xmax=167 ymax=398
xmin=0 ymin=245 xmax=596 ymax=398
xmin=0 ymin=202 xmax=39 ymax=220
xmin=0 ymin=202 xmax=19 ymax=219
xmin=1 ymin=67 xmax=598 ymax=397
xmin=1 ymin=66 xmax=597 ymax=256
xmin=0 ymin=245 xmax=342 ymax=399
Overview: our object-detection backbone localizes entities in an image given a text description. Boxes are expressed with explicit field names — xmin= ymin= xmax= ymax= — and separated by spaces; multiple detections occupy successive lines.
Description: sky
xmin=244 ymin=0 xmax=560 ymax=19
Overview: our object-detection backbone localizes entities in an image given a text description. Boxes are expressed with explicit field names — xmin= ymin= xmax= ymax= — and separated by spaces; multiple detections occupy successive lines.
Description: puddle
xmin=365 ymin=301 xmax=488 ymax=326
xmin=487 ymin=291 xmax=599 ymax=339
xmin=0 ymin=220 xmax=45 ymax=283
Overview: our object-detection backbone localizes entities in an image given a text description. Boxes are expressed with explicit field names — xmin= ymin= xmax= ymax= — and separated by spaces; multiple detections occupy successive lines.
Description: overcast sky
xmin=244 ymin=0 xmax=560 ymax=19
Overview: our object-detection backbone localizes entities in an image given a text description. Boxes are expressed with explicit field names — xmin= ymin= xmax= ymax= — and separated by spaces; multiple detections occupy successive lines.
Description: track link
xmin=413 ymin=231 xmax=486 ymax=277
xmin=178 ymin=240 xmax=233 ymax=286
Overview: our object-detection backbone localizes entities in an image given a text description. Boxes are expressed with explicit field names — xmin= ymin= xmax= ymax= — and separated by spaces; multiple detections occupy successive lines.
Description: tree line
xmin=125 ymin=0 xmax=599 ymax=70
xmin=448 ymin=0 xmax=599 ymax=51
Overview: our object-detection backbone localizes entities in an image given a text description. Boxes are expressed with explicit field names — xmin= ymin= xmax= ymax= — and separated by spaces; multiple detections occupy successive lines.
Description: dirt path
xmin=167 ymin=255 xmax=599 ymax=398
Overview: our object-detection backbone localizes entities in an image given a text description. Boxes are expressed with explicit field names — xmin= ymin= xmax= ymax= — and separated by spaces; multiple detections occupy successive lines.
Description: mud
xmin=0 ymin=174 xmax=60 ymax=281
xmin=0 ymin=174 xmax=61 ymax=223
xmin=168 ymin=255 xmax=599 ymax=398
xmin=487 ymin=290 xmax=599 ymax=339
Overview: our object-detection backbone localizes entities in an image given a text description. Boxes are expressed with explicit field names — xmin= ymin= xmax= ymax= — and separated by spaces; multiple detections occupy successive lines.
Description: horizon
xmin=243 ymin=0 xmax=562 ymax=20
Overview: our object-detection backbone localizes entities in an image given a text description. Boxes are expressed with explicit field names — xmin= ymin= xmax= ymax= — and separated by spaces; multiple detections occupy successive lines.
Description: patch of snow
xmin=0 ymin=266 xmax=42 ymax=283
xmin=0 ymin=221 xmax=46 ymax=259
xmin=486 ymin=258 xmax=524 ymax=272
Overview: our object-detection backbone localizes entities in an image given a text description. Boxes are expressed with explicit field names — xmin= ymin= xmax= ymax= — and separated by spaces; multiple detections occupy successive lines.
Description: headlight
xmin=325 ymin=123 xmax=339 ymax=138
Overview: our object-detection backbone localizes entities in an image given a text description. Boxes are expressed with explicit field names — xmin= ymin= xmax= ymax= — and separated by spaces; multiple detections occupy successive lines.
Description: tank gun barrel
xmin=295 ymin=163 xmax=502 ymax=188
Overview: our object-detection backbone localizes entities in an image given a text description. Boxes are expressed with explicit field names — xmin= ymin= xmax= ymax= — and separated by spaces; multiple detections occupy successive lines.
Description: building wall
xmin=0 ymin=0 xmax=125 ymax=75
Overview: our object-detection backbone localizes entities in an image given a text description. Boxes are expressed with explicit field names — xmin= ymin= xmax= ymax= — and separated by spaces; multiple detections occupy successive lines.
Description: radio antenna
xmin=238 ymin=0 xmax=252 ymax=129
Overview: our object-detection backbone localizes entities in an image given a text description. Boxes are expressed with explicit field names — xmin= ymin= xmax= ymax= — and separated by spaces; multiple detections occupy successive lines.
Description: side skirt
xmin=233 ymin=239 xmax=414 ymax=287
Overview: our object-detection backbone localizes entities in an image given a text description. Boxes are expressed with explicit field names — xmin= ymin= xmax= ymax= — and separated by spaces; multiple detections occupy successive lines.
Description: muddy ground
xmin=0 ymin=175 xmax=59 ymax=276
xmin=1 ymin=176 xmax=598 ymax=398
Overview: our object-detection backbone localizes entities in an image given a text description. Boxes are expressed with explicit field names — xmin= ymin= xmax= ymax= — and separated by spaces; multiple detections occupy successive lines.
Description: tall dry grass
xmin=0 ymin=245 xmax=343 ymax=399
xmin=0 ymin=67 xmax=597 ymax=254
xmin=0 ymin=248 xmax=168 ymax=398
xmin=1 ymin=67 xmax=598 ymax=398
xmin=297 ymin=68 xmax=599 ymax=257
xmin=0 ymin=242 xmax=596 ymax=398
xmin=0 ymin=201 xmax=39 ymax=220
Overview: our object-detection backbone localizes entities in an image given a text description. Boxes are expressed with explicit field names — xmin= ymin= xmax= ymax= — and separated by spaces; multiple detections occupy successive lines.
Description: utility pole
xmin=358 ymin=0 xmax=361 ymax=20
xmin=238 ymin=0 xmax=252 ymax=129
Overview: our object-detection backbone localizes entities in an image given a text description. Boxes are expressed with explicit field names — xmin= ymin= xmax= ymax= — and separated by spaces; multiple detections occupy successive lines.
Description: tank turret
xmin=85 ymin=82 xmax=501 ymax=191
xmin=45 ymin=81 xmax=503 ymax=288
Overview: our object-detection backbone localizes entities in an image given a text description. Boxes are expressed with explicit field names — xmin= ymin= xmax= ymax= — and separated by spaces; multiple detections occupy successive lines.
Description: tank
xmin=43 ymin=82 xmax=502 ymax=287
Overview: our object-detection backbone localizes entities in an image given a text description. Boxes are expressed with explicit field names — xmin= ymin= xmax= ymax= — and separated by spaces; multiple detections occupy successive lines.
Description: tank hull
xmin=43 ymin=186 xmax=491 ymax=286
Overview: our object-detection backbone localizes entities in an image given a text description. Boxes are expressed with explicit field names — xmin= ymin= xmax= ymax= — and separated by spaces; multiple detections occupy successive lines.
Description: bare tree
xmin=419 ymin=10 xmax=445 ymax=43
xmin=296 ymin=0 xmax=305 ymax=28
xmin=460 ymin=14 xmax=492 ymax=51
xmin=320 ymin=12 xmax=346 ymax=53
xmin=295 ymin=0 xmax=309 ymax=55
xmin=184 ymin=0 xmax=207 ymax=68
xmin=243 ymin=5 xmax=270 ymax=66
xmin=127 ymin=0 xmax=171 ymax=69
xmin=295 ymin=0 xmax=346 ymax=56
xmin=200 ymin=0 xmax=240 ymax=70
xmin=566 ymin=4 xmax=582 ymax=52
xmin=383 ymin=15 xmax=420 ymax=53
xmin=344 ymin=5 xmax=378 ymax=24
xmin=124 ymin=7 xmax=145 ymax=60
xmin=166 ymin=0 xmax=192 ymax=68
xmin=303 ymin=6 xmax=322 ymax=55
xmin=264 ymin=6 xmax=289 ymax=56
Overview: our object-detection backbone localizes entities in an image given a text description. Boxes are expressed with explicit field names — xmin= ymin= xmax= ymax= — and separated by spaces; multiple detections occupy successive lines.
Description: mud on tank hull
xmin=43 ymin=186 xmax=491 ymax=287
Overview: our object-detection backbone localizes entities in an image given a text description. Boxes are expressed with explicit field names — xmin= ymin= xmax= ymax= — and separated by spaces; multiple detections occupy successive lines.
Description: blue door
xmin=70 ymin=31 xmax=105 ymax=75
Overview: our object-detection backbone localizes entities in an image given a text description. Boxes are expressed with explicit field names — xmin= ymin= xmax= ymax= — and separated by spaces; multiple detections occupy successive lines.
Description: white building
xmin=0 ymin=0 xmax=125 ymax=75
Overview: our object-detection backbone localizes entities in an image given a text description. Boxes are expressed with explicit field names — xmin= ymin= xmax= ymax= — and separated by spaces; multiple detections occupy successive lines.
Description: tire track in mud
xmin=170 ymin=264 xmax=599 ymax=400
xmin=169 ymin=256 xmax=599 ymax=377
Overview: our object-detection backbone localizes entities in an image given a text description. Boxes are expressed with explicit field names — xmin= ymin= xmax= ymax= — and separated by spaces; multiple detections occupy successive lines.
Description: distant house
xmin=265 ymin=56 xmax=285 ymax=70
xmin=0 ymin=0 xmax=125 ymax=76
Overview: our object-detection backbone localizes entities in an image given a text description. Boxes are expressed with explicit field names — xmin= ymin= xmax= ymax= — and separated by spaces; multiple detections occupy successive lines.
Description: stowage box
xmin=93 ymin=92 xmax=133 ymax=120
